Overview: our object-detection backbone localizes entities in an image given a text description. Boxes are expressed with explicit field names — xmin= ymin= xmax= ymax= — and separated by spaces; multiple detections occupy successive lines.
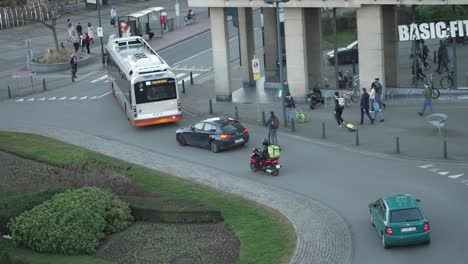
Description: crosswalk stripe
xmin=26 ymin=98 xmax=34 ymax=101
xmin=16 ymin=98 xmax=24 ymax=102
xmin=38 ymin=97 xmax=45 ymax=101
xmin=69 ymin=96 xmax=77 ymax=100
xmin=79 ymin=96 xmax=87 ymax=100
xmin=418 ymin=164 xmax=433 ymax=169
xmin=89 ymin=96 xmax=97 ymax=99
xmin=91 ymin=75 xmax=108 ymax=83
xmin=48 ymin=97 xmax=56 ymax=100
xmin=448 ymin=174 xmax=464 ymax=179
xmin=438 ymin=171 xmax=450 ymax=176
xmin=58 ymin=96 xmax=67 ymax=100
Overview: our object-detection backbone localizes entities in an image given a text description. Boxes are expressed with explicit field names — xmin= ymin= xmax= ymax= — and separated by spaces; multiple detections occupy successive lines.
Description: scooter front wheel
xmin=250 ymin=162 xmax=258 ymax=173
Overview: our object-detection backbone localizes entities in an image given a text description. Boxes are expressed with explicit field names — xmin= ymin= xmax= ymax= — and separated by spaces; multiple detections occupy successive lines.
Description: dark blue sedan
xmin=176 ymin=117 xmax=249 ymax=153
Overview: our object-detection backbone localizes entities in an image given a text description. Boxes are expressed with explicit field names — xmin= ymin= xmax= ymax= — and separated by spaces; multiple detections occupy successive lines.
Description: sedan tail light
xmin=242 ymin=128 xmax=248 ymax=133
xmin=385 ymin=226 xmax=393 ymax=236
xmin=423 ymin=222 xmax=430 ymax=232
xmin=220 ymin=134 xmax=231 ymax=139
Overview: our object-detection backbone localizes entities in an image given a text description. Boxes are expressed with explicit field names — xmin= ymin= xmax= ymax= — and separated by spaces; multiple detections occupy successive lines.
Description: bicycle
xmin=440 ymin=66 xmax=454 ymax=90
xmin=426 ymin=73 xmax=440 ymax=99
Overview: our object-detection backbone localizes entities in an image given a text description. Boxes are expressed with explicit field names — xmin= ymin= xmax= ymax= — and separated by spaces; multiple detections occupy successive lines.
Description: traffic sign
xmin=252 ymin=58 xmax=260 ymax=74
xmin=97 ymin=27 xmax=103 ymax=37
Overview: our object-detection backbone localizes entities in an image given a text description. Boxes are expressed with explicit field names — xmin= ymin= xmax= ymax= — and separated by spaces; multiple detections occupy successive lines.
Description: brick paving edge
xmin=3 ymin=126 xmax=353 ymax=264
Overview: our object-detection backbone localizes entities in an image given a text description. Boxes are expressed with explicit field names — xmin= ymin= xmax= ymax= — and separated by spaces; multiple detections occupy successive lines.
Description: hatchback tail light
xmin=220 ymin=134 xmax=231 ymax=139
xmin=385 ymin=226 xmax=393 ymax=236
xmin=423 ymin=222 xmax=430 ymax=232
xmin=242 ymin=128 xmax=248 ymax=133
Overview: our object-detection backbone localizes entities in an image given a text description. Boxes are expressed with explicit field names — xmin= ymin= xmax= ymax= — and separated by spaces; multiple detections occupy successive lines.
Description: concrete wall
xmin=263 ymin=8 xmax=279 ymax=82
xmin=382 ymin=5 xmax=398 ymax=88
xmin=305 ymin=8 xmax=322 ymax=88
xmin=238 ymin=7 xmax=255 ymax=87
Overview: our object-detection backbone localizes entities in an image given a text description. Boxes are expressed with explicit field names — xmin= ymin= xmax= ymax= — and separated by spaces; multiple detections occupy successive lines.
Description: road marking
xmin=448 ymin=174 xmax=464 ymax=179
xmin=418 ymin=164 xmax=433 ymax=169
xmin=48 ymin=97 xmax=56 ymax=100
xmin=58 ymin=96 xmax=67 ymax=100
xmin=89 ymin=96 xmax=97 ymax=99
xmin=104 ymin=80 xmax=109 ymax=83
xmin=429 ymin=168 xmax=440 ymax=173
xmin=91 ymin=75 xmax=108 ymax=83
xmin=177 ymin=73 xmax=200 ymax=85
xmin=79 ymin=96 xmax=87 ymax=100
xmin=438 ymin=171 xmax=450 ymax=176
xmin=16 ymin=98 xmax=24 ymax=102
xmin=69 ymin=96 xmax=77 ymax=100
xmin=26 ymin=98 xmax=34 ymax=101
xmin=38 ymin=97 xmax=45 ymax=101
xmin=176 ymin=73 xmax=186 ymax=78
xmin=97 ymin=91 xmax=111 ymax=98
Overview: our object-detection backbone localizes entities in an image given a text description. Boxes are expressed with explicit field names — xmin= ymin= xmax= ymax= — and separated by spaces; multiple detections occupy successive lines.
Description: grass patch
xmin=0 ymin=131 xmax=295 ymax=264
xmin=322 ymin=31 xmax=356 ymax=50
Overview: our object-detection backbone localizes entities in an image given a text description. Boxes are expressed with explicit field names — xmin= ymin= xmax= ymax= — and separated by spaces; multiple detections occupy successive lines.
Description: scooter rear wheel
xmin=250 ymin=162 xmax=258 ymax=172
xmin=271 ymin=168 xmax=279 ymax=176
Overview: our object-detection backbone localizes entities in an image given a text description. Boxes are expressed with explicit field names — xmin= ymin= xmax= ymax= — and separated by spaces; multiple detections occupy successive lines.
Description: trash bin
xmin=167 ymin=17 xmax=175 ymax=32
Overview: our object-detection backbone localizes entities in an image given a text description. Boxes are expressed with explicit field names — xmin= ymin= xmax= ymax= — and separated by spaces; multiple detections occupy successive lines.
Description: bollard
xmin=190 ymin=71 xmax=193 ymax=85
xmin=291 ymin=118 xmax=295 ymax=132
xmin=355 ymin=129 xmax=360 ymax=146
xmin=182 ymin=80 xmax=185 ymax=94
xmin=443 ymin=140 xmax=448 ymax=159
xmin=395 ymin=136 xmax=400 ymax=154
xmin=209 ymin=99 xmax=213 ymax=114
xmin=321 ymin=122 xmax=326 ymax=139
xmin=234 ymin=105 xmax=239 ymax=120
xmin=262 ymin=111 xmax=266 ymax=126
xmin=433 ymin=50 xmax=437 ymax=64
xmin=43 ymin=78 xmax=46 ymax=91
xmin=8 ymin=85 xmax=12 ymax=98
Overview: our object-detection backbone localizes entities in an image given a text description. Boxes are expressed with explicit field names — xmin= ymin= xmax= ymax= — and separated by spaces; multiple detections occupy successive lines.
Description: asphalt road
xmin=2 ymin=34 xmax=468 ymax=263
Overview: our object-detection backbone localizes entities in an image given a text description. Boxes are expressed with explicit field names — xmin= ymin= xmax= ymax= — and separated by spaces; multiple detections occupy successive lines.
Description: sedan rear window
xmin=390 ymin=208 xmax=422 ymax=223
xmin=222 ymin=122 xmax=243 ymax=132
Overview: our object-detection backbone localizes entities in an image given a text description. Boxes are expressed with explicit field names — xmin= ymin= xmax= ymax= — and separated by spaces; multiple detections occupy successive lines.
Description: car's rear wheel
xmin=210 ymin=140 xmax=220 ymax=153
xmin=382 ymin=234 xmax=390 ymax=249
xmin=176 ymin=134 xmax=187 ymax=146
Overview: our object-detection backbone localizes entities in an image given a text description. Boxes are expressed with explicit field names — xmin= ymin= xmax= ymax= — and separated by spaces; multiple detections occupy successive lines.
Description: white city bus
xmin=105 ymin=35 xmax=182 ymax=126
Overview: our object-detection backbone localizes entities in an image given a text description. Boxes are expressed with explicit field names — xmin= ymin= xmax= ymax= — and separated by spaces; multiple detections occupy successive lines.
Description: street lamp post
xmin=97 ymin=0 xmax=105 ymax=64
xmin=265 ymin=0 xmax=289 ymax=127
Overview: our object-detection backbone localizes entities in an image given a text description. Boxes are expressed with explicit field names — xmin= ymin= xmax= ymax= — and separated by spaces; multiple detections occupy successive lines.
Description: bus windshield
xmin=134 ymin=78 xmax=176 ymax=104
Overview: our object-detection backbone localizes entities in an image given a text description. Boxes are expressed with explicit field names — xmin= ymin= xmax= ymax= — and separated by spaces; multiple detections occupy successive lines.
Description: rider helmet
xmin=262 ymin=138 xmax=270 ymax=146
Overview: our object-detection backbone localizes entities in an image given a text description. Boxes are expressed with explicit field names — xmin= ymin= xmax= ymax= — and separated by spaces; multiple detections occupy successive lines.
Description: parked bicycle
xmin=440 ymin=66 xmax=455 ymax=90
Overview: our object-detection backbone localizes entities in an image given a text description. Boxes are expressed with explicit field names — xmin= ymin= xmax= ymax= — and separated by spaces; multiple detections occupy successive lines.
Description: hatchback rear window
xmin=221 ymin=122 xmax=243 ymax=132
xmin=390 ymin=208 xmax=422 ymax=223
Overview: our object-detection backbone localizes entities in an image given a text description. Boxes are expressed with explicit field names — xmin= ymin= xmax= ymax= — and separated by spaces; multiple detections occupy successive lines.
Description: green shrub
xmin=0 ymin=188 xmax=67 ymax=235
xmin=7 ymin=187 xmax=133 ymax=255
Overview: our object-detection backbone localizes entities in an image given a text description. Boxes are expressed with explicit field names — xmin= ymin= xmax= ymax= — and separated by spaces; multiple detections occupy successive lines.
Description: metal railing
xmin=0 ymin=0 xmax=50 ymax=29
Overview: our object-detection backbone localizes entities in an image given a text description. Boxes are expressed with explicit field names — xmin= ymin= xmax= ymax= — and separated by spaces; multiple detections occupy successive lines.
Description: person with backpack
xmin=284 ymin=92 xmax=296 ymax=123
xmin=360 ymin=88 xmax=374 ymax=125
xmin=333 ymin=92 xmax=345 ymax=127
xmin=265 ymin=111 xmax=279 ymax=145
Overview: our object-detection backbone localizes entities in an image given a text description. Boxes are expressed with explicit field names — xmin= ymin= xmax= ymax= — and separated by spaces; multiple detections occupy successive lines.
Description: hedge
xmin=7 ymin=187 xmax=133 ymax=255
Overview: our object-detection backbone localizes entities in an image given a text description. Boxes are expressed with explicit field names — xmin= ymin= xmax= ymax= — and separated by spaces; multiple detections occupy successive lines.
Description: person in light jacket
xmin=87 ymin=22 xmax=95 ymax=44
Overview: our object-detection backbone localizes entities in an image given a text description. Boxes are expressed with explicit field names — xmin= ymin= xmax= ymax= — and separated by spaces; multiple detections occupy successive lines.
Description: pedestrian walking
xmin=360 ymin=88 xmax=374 ymax=125
xmin=265 ymin=111 xmax=280 ymax=146
xmin=374 ymin=78 xmax=386 ymax=109
xmin=334 ymin=92 xmax=345 ymax=127
xmin=372 ymin=98 xmax=385 ymax=122
xmin=418 ymin=82 xmax=434 ymax=116
xmin=369 ymin=82 xmax=376 ymax=112
xmin=436 ymin=40 xmax=449 ymax=74
xmin=84 ymin=33 xmax=91 ymax=54
xmin=67 ymin=18 xmax=73 ymax=42
xmin=70 ymin=32 xmax=80 ymax=53
xmin=76 ymin=22 xmax=83 ymax=36
xmin=70 ymin=54 xmax=78 ymax=79
xmin=87 ymin=22 xmax=95 ymax=44
xmin=284 ymin=92 xmax=296 ymax=122
xmin=111 ymin=7 xmax=117 ymax=27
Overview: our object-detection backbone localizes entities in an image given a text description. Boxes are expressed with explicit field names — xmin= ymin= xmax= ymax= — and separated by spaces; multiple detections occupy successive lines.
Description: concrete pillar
xmin=210 ymin=7 xmax=232 ymax=101
xmin=305 ymin=8 xmax=322 ymax=88
xmin=382 ymin=5 xmax=398 ymax=88
xmin=238 ymin=7 xmax=255 ymax=87
xmin=357 ymin=5 xmax=385 ymax=90
xmin=263 ymin=8 xmax=279 ymax=82
xmin=284 ymin=8 xmax=308 ymax=97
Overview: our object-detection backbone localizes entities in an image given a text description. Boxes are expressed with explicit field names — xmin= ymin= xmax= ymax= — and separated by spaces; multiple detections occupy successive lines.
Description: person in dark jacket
xmin=76 ymin=22 xmax=83 ymax=36
xmin=333 ymin=91 xmax=344 ymax=127
xmin=360 ymin=88 xmax=374 ymax=125
xmin=145 ymin=23 xmax=154 ymax=40
xmin=70 ymin=54 xmax=78 ymax=79
xmin=265 ymin=111 xmax=279 ymax=145
xmin=284 ymin=92 xmax=296 ymax=123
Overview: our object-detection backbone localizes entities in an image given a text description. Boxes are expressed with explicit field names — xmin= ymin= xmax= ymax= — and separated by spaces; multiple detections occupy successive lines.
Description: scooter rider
xmin=257 ymin=138 xmax=270 ymax=165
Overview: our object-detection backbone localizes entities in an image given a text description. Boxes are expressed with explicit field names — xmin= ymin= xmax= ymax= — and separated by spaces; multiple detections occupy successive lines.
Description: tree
xmin=29 ymin=0 xmax=66 ymax=52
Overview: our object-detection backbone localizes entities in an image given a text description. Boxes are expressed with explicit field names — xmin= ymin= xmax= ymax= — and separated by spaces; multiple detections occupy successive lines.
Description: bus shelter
xmin=118 ymin=7 xmax=165 ymax=39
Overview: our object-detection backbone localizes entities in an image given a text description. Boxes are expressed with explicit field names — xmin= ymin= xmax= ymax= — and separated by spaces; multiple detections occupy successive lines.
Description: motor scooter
xmin=250 ymin=148 xmax=281 ymax=176
xmin=305 ymin=85 xmax=324 ymax=109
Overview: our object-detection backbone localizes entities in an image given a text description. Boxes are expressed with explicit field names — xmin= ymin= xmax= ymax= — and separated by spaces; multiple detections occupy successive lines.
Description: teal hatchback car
xmin=368 ymin=194 xmax=430 ymax=249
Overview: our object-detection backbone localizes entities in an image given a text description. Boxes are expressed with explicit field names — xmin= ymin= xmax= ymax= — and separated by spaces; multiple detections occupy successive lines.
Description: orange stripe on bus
xmin=133 ymin=114 xmax=183 ymax=127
